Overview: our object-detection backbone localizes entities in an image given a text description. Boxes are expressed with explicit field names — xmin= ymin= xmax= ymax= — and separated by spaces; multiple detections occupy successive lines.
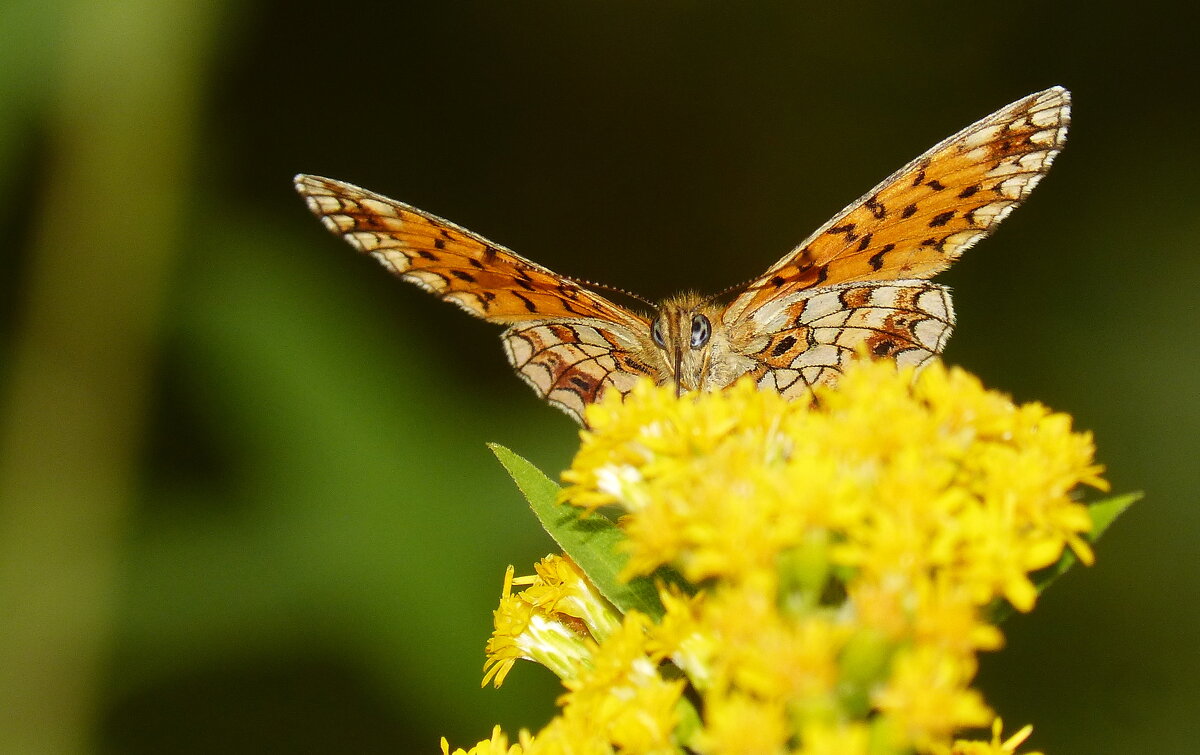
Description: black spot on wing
xmin=871 ymin=339 xmax=898 ymax=357
xmin=864 ymin=196 xmax=886 ymax=219
xmin=513 ymin=292 xmax=537 ymax=313
xmin=928 ymin=210 xmax=955 ymax=227
xmin=771 ymin=334 xmax=798 ymax=357
xmin=829 ymin=223 xmax=859 ymax=241
xmin=868 ymin=243 xmax=895 ymax=272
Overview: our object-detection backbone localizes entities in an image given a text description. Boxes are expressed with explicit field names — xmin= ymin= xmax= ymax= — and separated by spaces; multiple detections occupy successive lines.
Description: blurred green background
xmin=1 ymin=1 xmax=1197 ymax=752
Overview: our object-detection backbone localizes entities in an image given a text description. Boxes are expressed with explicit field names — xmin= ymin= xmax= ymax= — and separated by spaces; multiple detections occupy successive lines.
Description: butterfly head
xmin=648 ymin=293 xmax=736 ymax=396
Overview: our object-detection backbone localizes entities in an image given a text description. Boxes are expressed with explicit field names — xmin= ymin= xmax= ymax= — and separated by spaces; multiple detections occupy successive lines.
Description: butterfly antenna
xmin=701 ymin=276 xmax=769 ymax=306
xmin=565 ymin=276 xmax=656 ymax=309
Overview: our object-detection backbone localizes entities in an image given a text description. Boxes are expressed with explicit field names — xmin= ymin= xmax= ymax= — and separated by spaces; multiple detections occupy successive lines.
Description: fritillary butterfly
xmin=296 ymin=87 xmax=1070 ymax=424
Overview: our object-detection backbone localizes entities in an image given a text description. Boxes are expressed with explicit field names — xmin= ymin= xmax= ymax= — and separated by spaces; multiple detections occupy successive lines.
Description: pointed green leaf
xmin=1087 ymin=490 xmax=1141 ymax=540
xmin=488 ymin=443 xmax=670 ymax=619
xmin=1032 ymin=490 xmax=1141 ymax=590
xmin=992 ymin=490 xmax=1141 ymax=622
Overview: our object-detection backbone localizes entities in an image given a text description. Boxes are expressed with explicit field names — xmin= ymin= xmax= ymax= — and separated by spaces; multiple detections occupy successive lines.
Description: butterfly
xmin=296 ymin=87 xmax=1069 ymax=424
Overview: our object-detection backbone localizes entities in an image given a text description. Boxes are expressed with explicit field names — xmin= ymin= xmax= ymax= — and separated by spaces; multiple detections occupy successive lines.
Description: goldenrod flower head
xmin=439 ymin=725 xmax=527 ymax=755
xmin=513 ymin=555 xmax=623 ymax=642
xmin=482 ymin=560 xmax=608 ymax=688
xmin=936 ymin=718 xmax=1042 ymax=755
xmin=873 ymin=645 xmax=991 ymax=749
xmin=691 ymin=689 xmax=790 ymax=754
xmin=556 ymin=611 xmax=684 ymax=753
xmin=450 ymin=358 xmax=1111 ymax=754
xmin=563 ymin=359 xmax=1104 ymax=610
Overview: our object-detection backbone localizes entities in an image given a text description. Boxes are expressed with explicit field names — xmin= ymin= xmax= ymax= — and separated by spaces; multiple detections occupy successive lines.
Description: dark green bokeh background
xmin=1 ymin=1 xmax=1196 ymax=752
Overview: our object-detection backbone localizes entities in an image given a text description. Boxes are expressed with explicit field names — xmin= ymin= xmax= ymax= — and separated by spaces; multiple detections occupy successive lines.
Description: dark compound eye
xmin=651 ymin=316 xmax=666 ymax=348
xmin=690 ymin=314 xmax=711 ymax=348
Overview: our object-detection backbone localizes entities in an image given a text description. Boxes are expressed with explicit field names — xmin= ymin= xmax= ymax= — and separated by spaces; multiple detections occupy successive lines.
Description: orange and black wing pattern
xmin=295 ymin=175 xmax=647 ymax=330
xmin=739 ymin=281 xmax=955 ymax=399
xmin=725 ymin=87 xmax=1070 ymax=323
xmin=502 ymin=321 xmax=659 ymax=421
xmin=296 ymin=174 xmax=658 ymax=423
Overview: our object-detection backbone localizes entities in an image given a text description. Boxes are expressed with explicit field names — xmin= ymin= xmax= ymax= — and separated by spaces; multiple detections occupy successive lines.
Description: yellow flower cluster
xmin=478 ymin=556 xmax=685 ymax=753
xmin=450 ymin=359 xmax=1106 ymax=754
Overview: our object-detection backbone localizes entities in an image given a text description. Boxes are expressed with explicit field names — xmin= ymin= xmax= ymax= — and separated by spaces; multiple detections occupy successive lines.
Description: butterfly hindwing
xmin=502 ymin=320 xmax=657 ymax=423
xmin=739 ymin=281 xmax=955 ymax=399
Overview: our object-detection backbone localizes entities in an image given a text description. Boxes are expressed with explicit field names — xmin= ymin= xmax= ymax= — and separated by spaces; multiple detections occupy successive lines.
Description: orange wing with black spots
xmin=297 ymin=88 xmax=1070 ymax=423
xmin=296 ymin=174 xmax=655 ymax=424
xmin=295 ymin=175 xmax=646 ymax=328
xmin=724 ymin=87 xmax=1070 ymax=323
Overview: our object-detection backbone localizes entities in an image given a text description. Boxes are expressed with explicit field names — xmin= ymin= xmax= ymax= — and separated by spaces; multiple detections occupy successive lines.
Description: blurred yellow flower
xmin=937 ymin=718 xmax=1042 ymax=755
xmin=439 ymin=725 xmax=527 ymax=755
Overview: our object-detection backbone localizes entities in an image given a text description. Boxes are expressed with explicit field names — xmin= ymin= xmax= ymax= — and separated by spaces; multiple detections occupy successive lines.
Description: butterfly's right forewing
xmin=724 ymin=87 xmax=1070 ymax=323
xmin=720 ymin=88 xmax=1068 ymax=397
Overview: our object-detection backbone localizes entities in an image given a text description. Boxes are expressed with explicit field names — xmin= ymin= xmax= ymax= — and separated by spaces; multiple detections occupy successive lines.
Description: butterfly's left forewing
xmin=295 ymin=175 xmax=646 ymax=326
xmin=296 ymin=174 xmax=660 ymax=423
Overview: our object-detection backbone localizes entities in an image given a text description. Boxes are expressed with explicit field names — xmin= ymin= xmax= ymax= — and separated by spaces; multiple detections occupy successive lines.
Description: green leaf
xmin=992 ymin=490 xmax=1141 ymax=622
xmin=1087 ymin=490 xmax=1141 ymax=540
xmin=488 ymin=443 xmax=672 ymax=620
xmin=673 ymin=695 xmax=703 ymax=750
xmin=1033 ymin=490 xmax=1141 ymax=589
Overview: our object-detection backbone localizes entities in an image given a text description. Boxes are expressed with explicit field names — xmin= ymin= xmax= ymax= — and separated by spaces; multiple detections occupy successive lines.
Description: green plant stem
xmin=0 ymin=1 xmax=220 ymax=750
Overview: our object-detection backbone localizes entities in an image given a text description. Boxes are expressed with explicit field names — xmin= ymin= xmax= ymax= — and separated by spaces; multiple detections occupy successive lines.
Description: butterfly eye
xmin=651 ymin=317 xmax=667 ymax=348
xmin=690 ymin=314 xmax=711 ymax=348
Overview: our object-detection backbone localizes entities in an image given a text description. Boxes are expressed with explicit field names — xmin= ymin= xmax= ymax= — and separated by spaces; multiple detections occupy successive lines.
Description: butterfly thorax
xmin=644 ymin=292 xmax=758 ymax=394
